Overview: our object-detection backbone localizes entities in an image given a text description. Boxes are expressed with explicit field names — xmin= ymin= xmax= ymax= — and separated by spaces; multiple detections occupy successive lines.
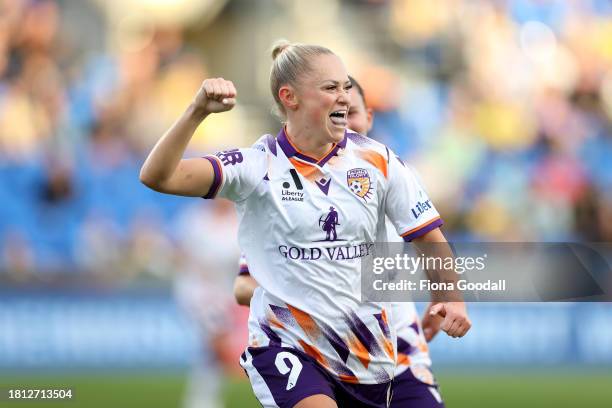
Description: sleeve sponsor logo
xmin=215 ymin=149 xmax=244 ymax=166
xmin=411 ymin=199 xmax=433 ymax=219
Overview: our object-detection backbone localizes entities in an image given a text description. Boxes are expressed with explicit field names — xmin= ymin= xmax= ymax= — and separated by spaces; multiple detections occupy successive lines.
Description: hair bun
xmin=271 ymin=39 xmax=291 ymax=60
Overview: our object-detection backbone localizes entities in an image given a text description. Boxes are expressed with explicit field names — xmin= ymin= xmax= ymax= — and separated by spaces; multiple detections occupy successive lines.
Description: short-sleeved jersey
xmin=204 ymin=128 xmax=442 ymax=384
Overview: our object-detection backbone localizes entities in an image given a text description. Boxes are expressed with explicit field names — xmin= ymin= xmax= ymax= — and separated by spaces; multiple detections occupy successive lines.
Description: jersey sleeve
xmin=384 ymin=153 xmax=443 ymax=241
xmin=202 ymin=147 xmax=268 ymax=202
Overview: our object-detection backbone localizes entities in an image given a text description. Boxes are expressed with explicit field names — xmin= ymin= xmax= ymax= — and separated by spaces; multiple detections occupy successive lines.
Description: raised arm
xmin=139 ymin=78 xmax=237 ymax=196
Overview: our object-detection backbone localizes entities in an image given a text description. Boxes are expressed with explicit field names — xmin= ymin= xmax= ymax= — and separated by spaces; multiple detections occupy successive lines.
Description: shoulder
xmin=250 ymin=134 xmax=278 ymax=156
xmin=346 ymin=130 xmax=391 ymax=161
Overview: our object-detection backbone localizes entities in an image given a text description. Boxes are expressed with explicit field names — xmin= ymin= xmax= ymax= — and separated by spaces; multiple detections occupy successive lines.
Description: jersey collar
xmin=276 ymin=127 xmax=348 ymax=167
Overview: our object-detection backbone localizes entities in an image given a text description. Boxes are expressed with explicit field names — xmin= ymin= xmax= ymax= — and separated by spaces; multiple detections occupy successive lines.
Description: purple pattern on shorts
xmin=391 ymin=368 xmax=444 ymax=407
xmin=374 ymin=313 xmax=391 ymax=339
xmin=259 ymin=321 xmax=282 ymax=347
xmin=345 ymin=312 xmax=383 ymax=356
xmin=402 ymin=218 xmax=444 ymax=242
xmin=247 ymin=346 xmax=335 ymax=407
xmin=409 ymin=321 xmax=420 ymax=334
xmin=247 ymin=346 xmax=392 ymax=407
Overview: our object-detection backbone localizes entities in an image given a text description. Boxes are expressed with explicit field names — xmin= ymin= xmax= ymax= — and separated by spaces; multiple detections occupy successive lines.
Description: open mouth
xmin=329 ymin=110 xmax=347 ymax=127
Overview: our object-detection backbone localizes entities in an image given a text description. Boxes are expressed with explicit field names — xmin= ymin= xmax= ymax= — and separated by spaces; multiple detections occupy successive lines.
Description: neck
xmin=285 ymin=122 xmax=336 ymax=161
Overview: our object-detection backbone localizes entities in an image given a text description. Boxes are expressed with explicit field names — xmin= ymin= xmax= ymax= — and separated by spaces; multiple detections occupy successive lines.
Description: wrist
xmin=187 ymin=103 xmax=210 ymax=121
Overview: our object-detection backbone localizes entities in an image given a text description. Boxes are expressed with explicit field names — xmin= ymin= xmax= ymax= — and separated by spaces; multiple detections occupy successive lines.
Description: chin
xmin=329 ymin=127 xmax=346 ymax=142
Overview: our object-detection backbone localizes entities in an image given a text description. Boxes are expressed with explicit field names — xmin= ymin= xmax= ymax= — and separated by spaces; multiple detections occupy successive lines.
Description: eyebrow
xmin=320 ymin=80 xmax=353 ymax=86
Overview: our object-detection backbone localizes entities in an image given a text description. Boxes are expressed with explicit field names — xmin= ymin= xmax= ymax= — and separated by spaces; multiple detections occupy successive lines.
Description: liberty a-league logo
xmin=317 ymin=206 xmax=342 ymax=242
xmin=281 ymin=169 xmax=304 ymax=202
xmin=347 ymin=168 xmax=372 ymax=201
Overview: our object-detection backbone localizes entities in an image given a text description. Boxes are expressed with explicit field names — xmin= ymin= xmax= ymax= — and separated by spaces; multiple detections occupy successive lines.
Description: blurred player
xmin=140 ymin=40 xmax=470 ymax=407
xmin=173 ymin=199 xmax=248 ymax=408
xmin=234 ymin=76 xmax=447 ymax=407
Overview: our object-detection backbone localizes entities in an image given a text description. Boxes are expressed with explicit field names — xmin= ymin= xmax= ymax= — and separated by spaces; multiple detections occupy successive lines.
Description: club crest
xmin=347 ymin=168 xmax=372 ymax=201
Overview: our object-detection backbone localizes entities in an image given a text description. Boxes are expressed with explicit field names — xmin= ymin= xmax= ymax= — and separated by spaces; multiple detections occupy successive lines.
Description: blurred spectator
xmin=1 ymin=0 xmax=612 ymax=278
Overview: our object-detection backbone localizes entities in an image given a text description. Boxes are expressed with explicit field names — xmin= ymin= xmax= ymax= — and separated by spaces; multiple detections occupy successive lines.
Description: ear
xmin=279 ymin=85 xmax=298 ymax=111
xmin=366 ymin=108 xmax=374 ymax=132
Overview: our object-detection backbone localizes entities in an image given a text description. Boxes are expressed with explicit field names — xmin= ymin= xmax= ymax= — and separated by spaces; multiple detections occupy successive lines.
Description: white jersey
xmin=204 ymin=128 xmax=442 ymax=384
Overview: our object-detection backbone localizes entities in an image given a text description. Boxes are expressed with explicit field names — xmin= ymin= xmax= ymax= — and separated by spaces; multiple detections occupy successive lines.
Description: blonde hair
xmin=269 ymin=39 xmax=335 ymax=119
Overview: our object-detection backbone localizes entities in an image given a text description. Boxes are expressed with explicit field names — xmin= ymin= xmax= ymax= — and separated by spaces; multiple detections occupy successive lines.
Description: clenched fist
xmin=193 ymin=77 xmax=237 ymax=115
xmin=429 ymin=302 xmax=471 ymax=338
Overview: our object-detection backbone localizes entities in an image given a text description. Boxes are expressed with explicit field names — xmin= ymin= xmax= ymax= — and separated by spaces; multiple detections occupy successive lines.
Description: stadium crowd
xmin=1 ymin=0 xmax=611 ymax=279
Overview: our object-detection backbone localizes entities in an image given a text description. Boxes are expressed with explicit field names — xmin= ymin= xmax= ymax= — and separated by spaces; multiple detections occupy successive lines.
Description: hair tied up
xmin=271 ymin=39 xmax=291 ymax=60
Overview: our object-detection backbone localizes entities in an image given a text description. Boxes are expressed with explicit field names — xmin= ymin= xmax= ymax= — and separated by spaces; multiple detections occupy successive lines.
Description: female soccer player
xmin=234 ymin=76 xmax=448 ymax=407
xmin=140 ymin=41 xmax=470 ymax=408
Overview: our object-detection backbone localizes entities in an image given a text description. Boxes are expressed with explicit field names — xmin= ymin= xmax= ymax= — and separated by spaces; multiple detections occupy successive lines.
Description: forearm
xmin=413 ymin=228 xmax=462 ymax=303
xmin=139 ymin=103 xmax=208 ymax=189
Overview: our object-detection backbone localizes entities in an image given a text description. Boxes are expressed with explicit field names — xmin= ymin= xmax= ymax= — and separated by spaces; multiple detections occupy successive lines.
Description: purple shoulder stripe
xmin=402 ymin=218 xmax=444 ymax=242
xmin=202 ymin=156 xmax=222 ymax=199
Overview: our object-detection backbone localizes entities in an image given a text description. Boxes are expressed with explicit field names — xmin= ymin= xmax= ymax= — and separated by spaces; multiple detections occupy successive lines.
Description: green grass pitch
xmin=1 ymin=370 xmax=611 ymax=407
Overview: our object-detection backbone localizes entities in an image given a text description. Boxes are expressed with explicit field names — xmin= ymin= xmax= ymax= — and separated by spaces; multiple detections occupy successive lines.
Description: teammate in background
xmin=140 ymin=41 xmax=470 ymax=407
xmin=234 ymin=76 xmax=447 ymax=407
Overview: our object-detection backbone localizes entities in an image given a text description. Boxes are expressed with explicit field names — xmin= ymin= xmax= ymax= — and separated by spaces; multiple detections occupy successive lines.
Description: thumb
xmin=430 ymin=303 xmax=445 ymax=317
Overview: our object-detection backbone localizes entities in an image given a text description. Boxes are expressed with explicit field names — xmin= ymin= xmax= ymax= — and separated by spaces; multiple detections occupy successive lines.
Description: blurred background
xmin=0 ymin=0 xmax=611 ymax=407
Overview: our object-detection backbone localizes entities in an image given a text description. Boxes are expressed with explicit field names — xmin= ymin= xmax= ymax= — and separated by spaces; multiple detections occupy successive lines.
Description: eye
xmin=344 ymin=84 xmax=353 ymax=91
xmin=326 ymin=85 xmax=337 ymax=90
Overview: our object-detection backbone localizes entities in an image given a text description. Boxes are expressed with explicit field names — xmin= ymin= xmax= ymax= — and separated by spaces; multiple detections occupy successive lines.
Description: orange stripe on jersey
xmin=358 ymin=150 xmax=388 ymax=178
xmin=380 ymin=336 xmax=395 ymax=360
xmin=400 ymin=216 xmax=441 ymax=238
xmin=338 ymin=374 xmax=360 ymax=384
xmin=397 ymin=352 xmax=411 ymax=366
xmin=298 ymin=340 xmax=328 ymax=368
xmin=381 ymin=309 xmax=390 ymax=333
xmin=288 ymin=158 xmax=323 ymax=182
xmin=287 ymin=304 xmax=321 ymax=339
xmin=347 ymin=334 xmax=371 ymax=369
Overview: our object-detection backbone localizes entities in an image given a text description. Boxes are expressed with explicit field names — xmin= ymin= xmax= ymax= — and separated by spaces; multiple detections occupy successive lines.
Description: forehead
xmin=304 ymin=53 xmax=349 ymax=83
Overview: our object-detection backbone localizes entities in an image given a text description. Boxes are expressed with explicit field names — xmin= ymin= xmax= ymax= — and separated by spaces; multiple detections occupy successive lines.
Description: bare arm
xmin=233 ymin=275 xmax=259 ymax=306
xmin=413 ymin=228 xmax=471 ymax=339
xmin=139 ymin=78 xmax=237 ymax=196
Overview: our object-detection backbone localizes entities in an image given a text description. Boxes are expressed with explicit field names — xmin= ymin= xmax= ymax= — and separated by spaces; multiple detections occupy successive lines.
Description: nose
xmin=338 ymin=89 xmax=350 ymax=105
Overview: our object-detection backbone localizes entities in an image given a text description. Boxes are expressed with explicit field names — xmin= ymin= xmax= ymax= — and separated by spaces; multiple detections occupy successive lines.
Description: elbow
xmin=139 ymin=166 xmax=162 ymax=191
xmin=233 ymin=280 xmax=252 ymax=306
xmin=234 ymin=288 xmax=250 ymax=306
